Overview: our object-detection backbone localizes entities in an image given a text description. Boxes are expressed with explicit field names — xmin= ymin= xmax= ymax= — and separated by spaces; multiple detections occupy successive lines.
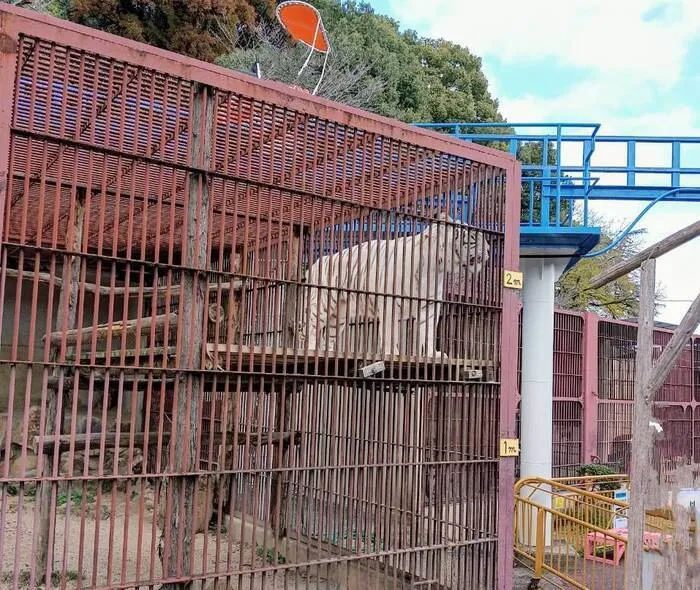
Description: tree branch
xmin=589 ymin=220 xmax=700 ymax=289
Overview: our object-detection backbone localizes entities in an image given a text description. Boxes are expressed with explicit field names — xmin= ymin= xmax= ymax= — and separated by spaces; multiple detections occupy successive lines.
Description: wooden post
xmin=159 ymin=82 xmax=214 ymax=590
xmin=587 ymin=226 xmax=700 ymax=590
xmin=625 ymin=258 xmax=656 ymax=589
xmin=270 ymin=228 xmax=300 ymax=538
xmin=36 ymin=187 xmax=86 ymax=582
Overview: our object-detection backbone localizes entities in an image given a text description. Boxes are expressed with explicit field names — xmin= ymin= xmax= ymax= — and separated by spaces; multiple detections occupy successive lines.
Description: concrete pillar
xmin=518 ymin=256 xmax=569 ymax=547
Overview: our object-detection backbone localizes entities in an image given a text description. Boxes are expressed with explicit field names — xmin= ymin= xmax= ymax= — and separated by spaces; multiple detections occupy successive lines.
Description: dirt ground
xmin=513 ymin=560 xmax=625 ymax=590
xmin=0 ymin=486 xmax=332 ymax=590
xmin=2 ymin=486 xmax=569 ymax=590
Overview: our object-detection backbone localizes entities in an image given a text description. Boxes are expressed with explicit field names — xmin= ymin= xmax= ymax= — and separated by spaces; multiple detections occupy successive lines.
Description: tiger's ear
xmin=435 ymin=210 xmax=449 ymax=222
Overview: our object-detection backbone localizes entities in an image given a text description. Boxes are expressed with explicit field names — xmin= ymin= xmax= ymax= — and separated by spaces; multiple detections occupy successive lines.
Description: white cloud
xmin=588 ymin=200 xmax=699 ymax=327
xmin=388 ymin=0 xmax=700 ymax=88
xmin=384 ymin=0 xmax=700 ymax=326
xmin=383 ymin=0 xmax=700 ymax=326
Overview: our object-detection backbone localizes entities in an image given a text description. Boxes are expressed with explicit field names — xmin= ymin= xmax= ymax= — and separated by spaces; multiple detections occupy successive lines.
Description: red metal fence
xmin=0 ymin=5 xmax=521 ymax=590
xmin=516 ymin=308 xmax=700 ymax=479
xmin=597 ymin=319 xmax=698 ymax=476
xmin=515 ymin=308 xmax=585 ymax=478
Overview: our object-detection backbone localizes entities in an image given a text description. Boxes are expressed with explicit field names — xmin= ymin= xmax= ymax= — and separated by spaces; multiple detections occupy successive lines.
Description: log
xmin=625 ymin=258 xmax=656 ymax=589
xmin=160 ymin=82 xmax=214 ymax=590
xmin=36 ymin=187 xmax=86 ymax=582
xmin=43 ymin=312 xmax=177 ymax=347
xmin=3 ymin=267 xmax=64 ymax=289
xmin=34 ymin=430 xmax=302 ymax=456
xmin=645 ymin=291 xmax=700 ymax=401
xmin=589 ymin=219 xmax=700 ymax=289
xmin=109 ymin=279 xmax=244 ymax=296
xmin=3 ymin=267 xmax=242 ymax=296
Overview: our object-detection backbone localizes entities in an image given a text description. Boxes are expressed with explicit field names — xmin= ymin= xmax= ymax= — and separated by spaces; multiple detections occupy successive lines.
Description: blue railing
xmin=414 ymin=122 xmax=700 ymax=235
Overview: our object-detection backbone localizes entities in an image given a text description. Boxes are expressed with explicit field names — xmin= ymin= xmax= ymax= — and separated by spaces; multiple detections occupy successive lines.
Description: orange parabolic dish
xmin=276 ymin=1 xmax=330 ymax=53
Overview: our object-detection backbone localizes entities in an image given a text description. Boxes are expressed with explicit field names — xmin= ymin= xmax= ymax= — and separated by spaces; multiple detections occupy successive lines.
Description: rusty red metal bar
xmin=0 ymin=4 xmax=521 ymax=590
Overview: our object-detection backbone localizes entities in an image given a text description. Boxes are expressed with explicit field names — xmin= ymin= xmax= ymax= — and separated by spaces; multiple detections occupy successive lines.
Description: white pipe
xmin=297 ymin=18 xmax=322 ymax=78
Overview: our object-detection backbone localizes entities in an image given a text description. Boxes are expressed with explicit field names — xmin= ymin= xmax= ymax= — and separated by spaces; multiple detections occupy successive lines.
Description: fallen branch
xmin=43 ymin=313 xmax=178 ymax=347
xmin=4 ymin=268 xmax=243 ymax=296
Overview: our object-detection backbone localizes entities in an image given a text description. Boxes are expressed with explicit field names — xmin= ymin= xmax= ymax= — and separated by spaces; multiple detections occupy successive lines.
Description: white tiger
xmin=296 ymin=212 xmax=490 ymax=358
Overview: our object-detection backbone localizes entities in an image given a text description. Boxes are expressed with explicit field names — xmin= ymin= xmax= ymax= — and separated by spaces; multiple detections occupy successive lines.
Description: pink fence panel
xmin=596 ymin=319 xmax=698 ymax=475
xmin=515 ymin=309 xmax=585 ymax=478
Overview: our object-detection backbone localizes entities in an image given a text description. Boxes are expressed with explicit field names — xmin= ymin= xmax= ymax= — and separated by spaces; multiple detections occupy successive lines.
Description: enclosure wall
xmin=0 ymin=5 xmax=520 ymax=590
xmin=515 ymin=308 xmax=700 ymax=479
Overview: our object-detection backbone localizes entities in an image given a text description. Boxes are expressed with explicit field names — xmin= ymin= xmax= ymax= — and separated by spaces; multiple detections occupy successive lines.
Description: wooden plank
xmin=69 ymin=346 xmax=177 ymax=361
xmin=43 ymin=312 xmax=177 ymax=346
xmin=46 ymin=370 xmax=176 ymax=389
xmin=36 ymin=187 xmax=86 ymax=582
xmin=589 ymin=219 xmax=700 ymax=289
xmin=204 ymin=343 xmax=494 ymax=369
xmin=34 ymin=430 xmax=303 ymax=455
xmin=625 ymin=258 xmax=656 ymax=590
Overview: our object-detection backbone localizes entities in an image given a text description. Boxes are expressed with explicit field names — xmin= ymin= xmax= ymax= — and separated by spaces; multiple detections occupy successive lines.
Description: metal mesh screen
xmin=514 ymin=309 xmax=584 ymax=478
xmin=0 ymin=10 xmax=517 ymax=590
xmin=597 ymin=320 xmax=696 ymax=477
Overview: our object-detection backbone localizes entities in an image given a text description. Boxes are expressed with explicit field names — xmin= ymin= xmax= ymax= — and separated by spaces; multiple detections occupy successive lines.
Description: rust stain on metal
xmin=0 ymin=6 xmax=521 ymax=590
xmin=0 ymin=32 xmax=16 ymax=54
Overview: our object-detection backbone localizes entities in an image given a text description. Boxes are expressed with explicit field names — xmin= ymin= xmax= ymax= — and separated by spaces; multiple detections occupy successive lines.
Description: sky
xmin=370 ymin=0 xmax=700 ymax=326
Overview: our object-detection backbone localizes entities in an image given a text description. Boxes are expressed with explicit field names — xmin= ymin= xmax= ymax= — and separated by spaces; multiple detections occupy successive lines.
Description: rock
xmin=8 ymin=448 xmax=38 ymax=478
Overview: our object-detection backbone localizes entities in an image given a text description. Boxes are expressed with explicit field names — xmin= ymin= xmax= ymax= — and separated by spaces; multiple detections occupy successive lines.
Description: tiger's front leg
xmin=380 ymin=299 xmax=402 ymax=356
xmin=418 ymin=302 xmax=448 ymax=359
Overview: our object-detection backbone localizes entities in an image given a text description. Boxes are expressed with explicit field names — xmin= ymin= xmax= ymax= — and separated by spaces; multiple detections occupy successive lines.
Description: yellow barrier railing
xmin=514 ymin=476 xmax=675 ymax=590
xmin=515 ymin=494 xmax=629 ymax=589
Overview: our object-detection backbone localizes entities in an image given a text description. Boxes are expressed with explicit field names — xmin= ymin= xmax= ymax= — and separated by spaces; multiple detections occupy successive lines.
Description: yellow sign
xmin=500 ymin=438 xmax=520 ymax=457
xmin=504 ymin=270 xmax=524 ymax=290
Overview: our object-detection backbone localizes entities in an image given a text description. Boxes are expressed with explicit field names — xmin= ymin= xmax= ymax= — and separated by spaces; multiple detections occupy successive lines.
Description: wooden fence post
xmin=625 ymin=258 xmax=656 ymax=589
xmin=36 ymin=187 xmax=86 ymax=582
xmin=270 ymin=227 xmax=301 ymax=539
xmin=159 ymin=82 xmax=214 ymax=590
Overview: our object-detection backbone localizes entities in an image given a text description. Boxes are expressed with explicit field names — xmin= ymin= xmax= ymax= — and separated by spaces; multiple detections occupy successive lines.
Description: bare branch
xmin=214 ymin=20 xmax=387 ymax=111
xmin=589 ymin=219 xmax=700 ymax=289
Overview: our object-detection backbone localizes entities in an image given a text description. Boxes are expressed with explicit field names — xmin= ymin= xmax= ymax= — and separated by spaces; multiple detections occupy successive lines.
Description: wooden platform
xmin=56 ymin=343 xmax=495 ymax=389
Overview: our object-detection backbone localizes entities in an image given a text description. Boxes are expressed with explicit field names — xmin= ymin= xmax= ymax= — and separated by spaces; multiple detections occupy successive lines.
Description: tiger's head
xmin=425 ymin=211 xmax=490 ymax=276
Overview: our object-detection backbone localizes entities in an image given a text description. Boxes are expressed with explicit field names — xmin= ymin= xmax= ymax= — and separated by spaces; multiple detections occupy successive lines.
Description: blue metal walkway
xmin=414 ymin=122 xmax=700 ymax=265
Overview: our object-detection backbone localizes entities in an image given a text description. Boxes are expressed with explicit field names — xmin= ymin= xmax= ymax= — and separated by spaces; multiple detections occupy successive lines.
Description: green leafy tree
xmin=216 ymin=0 xmax=504 ymax=125
xmin=215 ymin=20 xmax=388 ymax=110
xmin=5 ymin=0 xmax=70 ymax=17
xmin=66 ymin=0 xmax=275 ymax=62
xmin=554 ymin=213 xmax=665 ymax=319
